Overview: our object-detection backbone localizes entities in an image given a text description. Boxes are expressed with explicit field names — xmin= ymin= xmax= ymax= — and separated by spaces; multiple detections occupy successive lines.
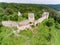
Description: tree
xmin=5 ymin=8 xmax=14 ymax=15
xmin=2 ymin=15 xmax=9 ymax=20
xmin=22 ymin=13 xmax=28 ymax=19
xmin=0 ymin=7 xmax=3 ymax=13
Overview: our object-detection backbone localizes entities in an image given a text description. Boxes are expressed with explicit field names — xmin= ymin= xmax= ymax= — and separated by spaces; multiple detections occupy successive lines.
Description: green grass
xmin=52 ymin=26 xmax=60 ymax=45
xmin=0 ymin=19 xmax=60 ymax=45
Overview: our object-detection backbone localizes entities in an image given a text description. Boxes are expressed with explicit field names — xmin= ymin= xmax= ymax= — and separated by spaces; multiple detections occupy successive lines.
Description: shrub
xmin=46 ymin=18 xmax=54 ymax=27
xmin=0 ymin=22 xmax=2 ymax=27
xmin=55 ymin=22 xmax=60 ymax=29
xmin=22 ymin=13 xmax=28 ymax=19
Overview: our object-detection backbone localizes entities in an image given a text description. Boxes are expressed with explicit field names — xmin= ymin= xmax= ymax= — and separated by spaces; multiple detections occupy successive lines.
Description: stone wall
xmin=2 ymin=21 xmax=18 ymax=27
xmin=2 ymin=12 xmax=49 ymax=34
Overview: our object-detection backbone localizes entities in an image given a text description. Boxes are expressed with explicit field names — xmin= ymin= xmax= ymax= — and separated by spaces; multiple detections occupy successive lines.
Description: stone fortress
xmin=2 ymin=12 xmax=49 ymax=36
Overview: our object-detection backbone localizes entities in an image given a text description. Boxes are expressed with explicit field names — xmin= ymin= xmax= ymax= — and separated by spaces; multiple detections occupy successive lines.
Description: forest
xmin=0 ymin=2 xmax=60 ymax=45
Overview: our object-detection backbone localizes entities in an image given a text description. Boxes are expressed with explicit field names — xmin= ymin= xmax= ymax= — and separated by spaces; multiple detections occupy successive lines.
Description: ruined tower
xmin=28 ymin=13 xmax=35 ymax=24
xmin=42 ymin=12 xmax=49 ymax=18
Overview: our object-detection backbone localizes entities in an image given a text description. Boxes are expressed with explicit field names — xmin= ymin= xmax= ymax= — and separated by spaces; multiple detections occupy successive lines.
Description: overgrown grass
xmin=0 ymin=18 xmax=60 ymax=45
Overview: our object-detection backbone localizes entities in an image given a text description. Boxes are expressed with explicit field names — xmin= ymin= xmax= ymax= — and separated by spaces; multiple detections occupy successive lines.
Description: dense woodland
xmin=46 ymin=4 xmax=60 ymax=11
xmin=0 ymin=3 xmax=60 ymax=45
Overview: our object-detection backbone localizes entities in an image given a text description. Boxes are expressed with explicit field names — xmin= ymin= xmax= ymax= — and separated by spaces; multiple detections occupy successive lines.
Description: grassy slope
xmin=53 ymin=25 xmax=60 ymax=45
xmin=0 ymin=3 xmax=60 ymax=45
xmin=0 ymin=19 xmax=60 ymax=45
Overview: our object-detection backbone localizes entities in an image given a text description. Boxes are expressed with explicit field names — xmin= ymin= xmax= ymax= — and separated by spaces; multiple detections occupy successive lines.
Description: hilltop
xmin=0 ymin=3 xmax=56 ymax=21
xmin=0 ymin=3 xmax=60 ymax=45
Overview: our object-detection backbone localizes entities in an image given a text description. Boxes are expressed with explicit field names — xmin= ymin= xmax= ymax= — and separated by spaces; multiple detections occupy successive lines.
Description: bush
xmin=55 ymin=22 xmax=60 ymax=29
xmin=0 ymin=22 xmax=2 ymax=27
xmin=22 ymin=13 xmax=28 ymax=19
xmin=46 ymin=18 xmax=54 ymax=27
xmin=5 ymin=8 xmax=14 ymax=15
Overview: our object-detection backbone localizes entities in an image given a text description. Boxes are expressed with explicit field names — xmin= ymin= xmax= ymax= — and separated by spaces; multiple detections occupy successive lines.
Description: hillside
xmin=46 ymin=4 xmax=60 ymax=11
xmin=0 ymin=3 xmax=60 ymax=45
xmin=0 ymin=3 xmax=56 ymax=21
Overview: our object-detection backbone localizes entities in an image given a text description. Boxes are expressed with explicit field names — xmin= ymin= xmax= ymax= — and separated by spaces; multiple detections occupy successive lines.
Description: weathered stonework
xmin=28 ymin=13 xmax=35 ymax=23
xmin=18 ymin=11 xmax=22 ymax=16
xmin=2 ymin=12 xmax=49 ymax=36
xmin=2 ymin=21 xmax=18 ymax=27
